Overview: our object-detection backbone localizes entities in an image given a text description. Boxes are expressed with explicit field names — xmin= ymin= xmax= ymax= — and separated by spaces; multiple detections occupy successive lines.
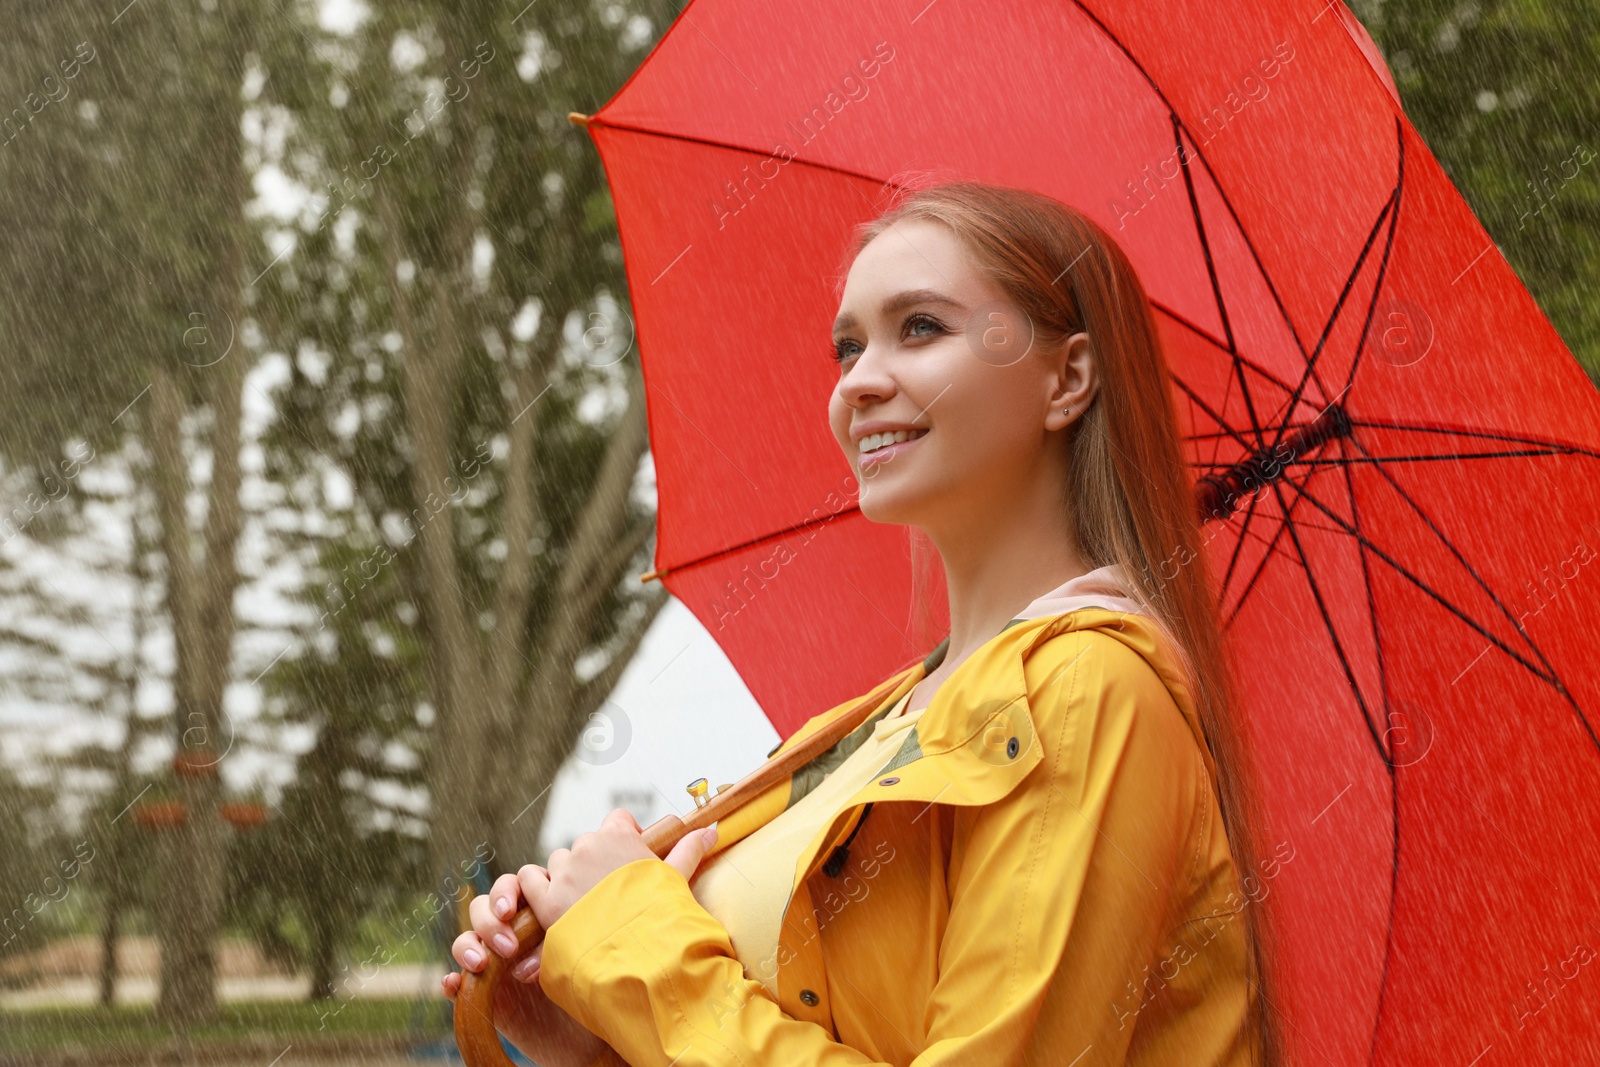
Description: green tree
xmin=251 ymin=0 xmax=677 ymax=885
xmin=0 ymin=0 xmax=292 ymax=1027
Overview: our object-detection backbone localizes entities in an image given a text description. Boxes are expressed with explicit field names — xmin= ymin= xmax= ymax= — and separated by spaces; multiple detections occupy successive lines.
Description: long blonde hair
xmin=842 ymin=180 xmax=1285 ymax=1066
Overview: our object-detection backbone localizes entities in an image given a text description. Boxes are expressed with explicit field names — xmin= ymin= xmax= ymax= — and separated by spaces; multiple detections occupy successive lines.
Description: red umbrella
xmin=573 ymin=1 xmax=1600 ymax=1062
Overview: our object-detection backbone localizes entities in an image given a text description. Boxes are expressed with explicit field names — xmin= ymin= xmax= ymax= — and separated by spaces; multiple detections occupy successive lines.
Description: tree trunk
xmin=101 ymin=431 xmax=153 ymax=1009
xmin=375 ymin=7 xmax=670 ymax=897
xmin=309 ymin=911 xmax=337 ymax=1001
xmin=97 ymin=905 xmax=119 ymax=1008
xmin=148 ymin=244 xmax=247 ymax=1029
xmin=144 ymin=4 xmax=252 ymax=1025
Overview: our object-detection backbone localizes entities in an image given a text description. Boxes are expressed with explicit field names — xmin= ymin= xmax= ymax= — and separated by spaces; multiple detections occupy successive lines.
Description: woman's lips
xmin=859 ymin=429 xmax=927 ymax=472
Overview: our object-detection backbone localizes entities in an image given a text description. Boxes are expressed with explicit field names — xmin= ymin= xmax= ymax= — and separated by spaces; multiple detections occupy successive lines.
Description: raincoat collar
xmin=913 ymin=562 xmax=1148 ymax=679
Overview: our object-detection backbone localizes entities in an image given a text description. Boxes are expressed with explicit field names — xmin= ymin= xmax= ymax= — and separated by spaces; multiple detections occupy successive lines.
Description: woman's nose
xmin=836 ymin=345 xmax=896 ymax=407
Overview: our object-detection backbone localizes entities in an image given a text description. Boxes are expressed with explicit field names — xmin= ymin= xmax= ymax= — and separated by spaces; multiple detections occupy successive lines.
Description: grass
xmin=0 ymin=998 xmax=450 ymax=1055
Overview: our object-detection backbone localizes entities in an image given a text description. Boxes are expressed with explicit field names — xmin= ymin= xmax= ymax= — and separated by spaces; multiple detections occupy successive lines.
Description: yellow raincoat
xmin=538 ymin=607 xmax=1264 ymax=1066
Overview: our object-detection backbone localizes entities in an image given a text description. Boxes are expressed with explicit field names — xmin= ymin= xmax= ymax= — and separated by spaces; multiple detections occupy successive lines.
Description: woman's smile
xmin=857 ymin=425 xmax=929 ymax=470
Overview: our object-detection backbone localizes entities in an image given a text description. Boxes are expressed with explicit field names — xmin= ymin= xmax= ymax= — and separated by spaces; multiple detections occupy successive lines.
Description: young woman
xmin=443 ymin=181 xmax=1283 ymax=1066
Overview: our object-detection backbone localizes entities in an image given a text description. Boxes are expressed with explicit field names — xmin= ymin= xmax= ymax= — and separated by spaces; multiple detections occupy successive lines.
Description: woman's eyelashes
xmin=831 ymin=312 xmax=950 ymax=365
xmin=902 ymin=312 xmax=948 ymax=341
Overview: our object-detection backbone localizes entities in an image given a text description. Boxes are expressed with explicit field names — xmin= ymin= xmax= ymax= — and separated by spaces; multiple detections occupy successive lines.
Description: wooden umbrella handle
xmin=452 ymin=673 xmax=908 ymax=1067
xmin=453 ymin=904 xmax=545 ymax=1067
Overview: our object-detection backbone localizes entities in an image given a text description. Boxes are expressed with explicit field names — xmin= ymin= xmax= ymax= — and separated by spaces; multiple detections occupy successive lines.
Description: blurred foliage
xmin=247 ymin=0 xmax=674 ymax=881
xmin=0 ymin=768 xmax=79 ymax=966
xmin=1355 ymin=0 xmax=1600 ymax=379
xmin=249 ymin=0 xmax=669 ymax=667
xmin=0 ymin=0 xmax=677 ymax=1006
xmin=0 ymin=3 xmax=254 ymax=460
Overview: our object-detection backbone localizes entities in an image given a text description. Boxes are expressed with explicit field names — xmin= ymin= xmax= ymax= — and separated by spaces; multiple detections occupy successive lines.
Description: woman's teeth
xmin=860 ymin=428 xmax=928 ymax=455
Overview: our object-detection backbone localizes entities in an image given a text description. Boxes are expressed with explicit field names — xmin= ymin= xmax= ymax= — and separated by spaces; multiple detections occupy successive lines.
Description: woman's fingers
xmin=490 ymin=871 xmax=522 ymax=921
xmin=603 ymin=806 xmax=642 ymax=833
xmin=452 ymin=930 xmax=488 ymax=972
xmin=510 ymin=943 xmax=544 ymax=983
xmin=441 ymin=970 xmax=461 ymax=999
xmin=470 ymin=891 xmax=522 ymax=959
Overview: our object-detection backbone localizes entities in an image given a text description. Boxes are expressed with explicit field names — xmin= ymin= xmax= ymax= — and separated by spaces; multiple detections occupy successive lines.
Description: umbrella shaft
xmin=1195 ymin=403 xmax=1350 ymax=522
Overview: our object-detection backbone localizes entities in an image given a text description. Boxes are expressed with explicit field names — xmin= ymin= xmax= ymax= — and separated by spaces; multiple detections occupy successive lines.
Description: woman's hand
xmin=521 ymin=808 xmax=719 ymax=932
xmin=441 ymin=808 xmax=717 ymax=1066
xmin=445 ymin=881 xmax=608 ymax=1067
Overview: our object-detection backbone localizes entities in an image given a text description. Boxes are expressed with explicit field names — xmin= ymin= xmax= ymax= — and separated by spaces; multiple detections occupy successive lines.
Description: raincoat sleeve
xmin=539 ymin=628 xmax=1210 ymax=1066
xmin=540 ymin=855 xmax=884 ymax=1066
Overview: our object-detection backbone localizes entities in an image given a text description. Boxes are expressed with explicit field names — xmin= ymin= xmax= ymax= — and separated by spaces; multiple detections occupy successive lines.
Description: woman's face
xmin=828 ymin=218 xmax=1092 ymax=531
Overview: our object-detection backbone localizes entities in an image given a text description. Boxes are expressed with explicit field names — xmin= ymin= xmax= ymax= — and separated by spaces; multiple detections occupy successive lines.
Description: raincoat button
xmin=800 ymin=989 xmax=820 ymax=1006
xmin=878 ymin=776 xmax=899 ymax=786
xmin=1007 ymin=736 xmax=1020 ymax=758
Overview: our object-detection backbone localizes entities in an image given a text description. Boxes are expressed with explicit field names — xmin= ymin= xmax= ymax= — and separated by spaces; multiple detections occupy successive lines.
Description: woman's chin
xmin=855 ymin=479 xmax=933 ymax=527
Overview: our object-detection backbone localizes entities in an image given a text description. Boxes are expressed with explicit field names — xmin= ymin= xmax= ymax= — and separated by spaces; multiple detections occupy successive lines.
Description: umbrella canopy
xmin=576 ymin=1 xmax=1600 ymax=1061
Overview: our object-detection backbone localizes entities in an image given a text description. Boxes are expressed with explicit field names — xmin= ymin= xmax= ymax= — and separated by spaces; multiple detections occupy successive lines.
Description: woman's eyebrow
xmin=833 ymin=288 xmax=963 ymax=334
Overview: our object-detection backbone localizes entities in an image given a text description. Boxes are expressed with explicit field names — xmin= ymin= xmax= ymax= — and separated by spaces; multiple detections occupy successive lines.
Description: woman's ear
xmin=1046 ymin=331 xmax=1097 ymax=430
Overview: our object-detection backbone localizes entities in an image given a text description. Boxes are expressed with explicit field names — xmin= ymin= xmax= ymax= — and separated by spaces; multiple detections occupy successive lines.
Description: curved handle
xmin=454 ymin=906 xmax=545 ymax=1067
xmin=454 ymin=814 xmax=691 ymax=1067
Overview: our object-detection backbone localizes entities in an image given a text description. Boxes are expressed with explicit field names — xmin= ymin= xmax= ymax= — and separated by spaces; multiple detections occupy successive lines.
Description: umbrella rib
xmin=1336 ymin=425 xmax=1405 ymax=1067
xmin=1171 ymin=117 xmax=1266 ymax=452
xmin=1347 ymin=417 xmax=1600 ymax=461
xmin=1342 ymin=435 xmax=1596 ymax=743
xmin=579 ymin=116 xmax=899 ymax=190
xmin=1171 ymin=376 xmax=1271 ymax=458
xmin=1174 ymin=139 xmax=1314 ymax=364
xmin=655 ymin=505 xmax=863 ymax=580
xmin=1220 ymin=487 xmax=1263 ymax=598
xmin=1267 ymin=133 xmax=1403 ymax=462
xmin=1275 ymin=446 xmax=1572 ymax=700
xmin=1339 ymin=435 xmax=1401 ymax=765
xmin=1064 ymin=0 xmax=1315 ymax=370
xmin=1161 ymin=308 xmax=1303 ymax=398
xmin=1265 ymin=479 xmax=1388 ymax=755
xmin=1285 ymin=448 xmax=1578 ymax=465
xmin=1276 ymin=470 xmax=1542 ymax=674
xmin=1222 ymin=478 xmax=1310 ymax=631
xmin=1339 ymin=120 xmax=1408 ymax=400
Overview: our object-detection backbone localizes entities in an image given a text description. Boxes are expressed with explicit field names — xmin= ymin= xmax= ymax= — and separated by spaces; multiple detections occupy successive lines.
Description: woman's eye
xmin=832 ymin=314 xmax=944 ymax=364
